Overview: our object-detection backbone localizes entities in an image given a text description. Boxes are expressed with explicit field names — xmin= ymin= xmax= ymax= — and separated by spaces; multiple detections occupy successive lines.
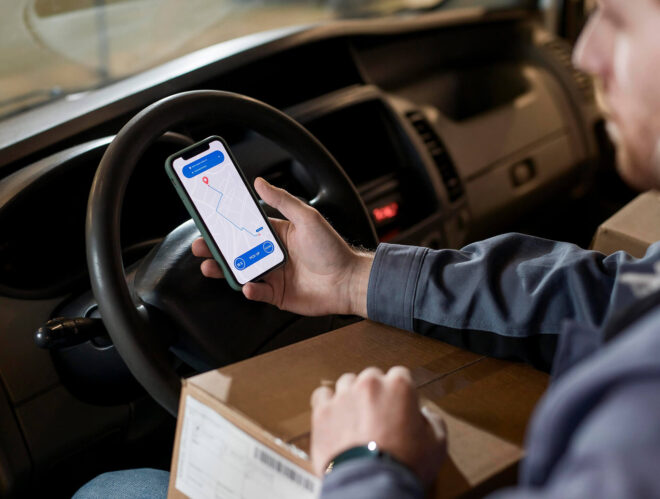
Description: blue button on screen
xmin=234 ymin=241 xmax=275 ymax=271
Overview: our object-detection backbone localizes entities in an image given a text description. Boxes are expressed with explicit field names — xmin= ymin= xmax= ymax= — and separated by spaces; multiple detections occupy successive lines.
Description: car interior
xmin=0 ymin=0 xmax=639 ymax=496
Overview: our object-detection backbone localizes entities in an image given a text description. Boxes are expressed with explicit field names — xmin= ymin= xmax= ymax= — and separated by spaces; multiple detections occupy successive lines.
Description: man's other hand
xmin=191 ymin=177 xmax=373 ymax=317
xmin=310 ymin=366 xmax=447 ymax=486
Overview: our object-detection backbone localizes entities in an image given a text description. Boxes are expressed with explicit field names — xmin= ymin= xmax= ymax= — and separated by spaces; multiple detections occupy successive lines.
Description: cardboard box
xmin=592 ymin=190 xmax=660 ymax=258
xmin=169 ymin=375 xmax=319 ymax=499
xmin=168 ymin=321 xmax=548 ymax=499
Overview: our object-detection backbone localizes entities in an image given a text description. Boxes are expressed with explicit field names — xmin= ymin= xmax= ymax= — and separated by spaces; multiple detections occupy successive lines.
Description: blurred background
xmin=0 ymin=0 xmax=535 ymax=120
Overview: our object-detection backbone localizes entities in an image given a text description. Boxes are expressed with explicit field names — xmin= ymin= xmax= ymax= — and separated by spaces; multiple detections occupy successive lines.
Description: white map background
xmin=174 ymin=140 xmax=284 ymax=284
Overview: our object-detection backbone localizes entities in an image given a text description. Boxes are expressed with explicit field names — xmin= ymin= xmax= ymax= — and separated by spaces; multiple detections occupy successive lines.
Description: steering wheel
xmin=86 ymin=90 xmax=378 ymax=416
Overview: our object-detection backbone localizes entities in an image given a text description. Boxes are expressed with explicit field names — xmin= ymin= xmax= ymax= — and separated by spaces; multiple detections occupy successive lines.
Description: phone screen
xmin=172 ymin=139 xmax=285 ymax=285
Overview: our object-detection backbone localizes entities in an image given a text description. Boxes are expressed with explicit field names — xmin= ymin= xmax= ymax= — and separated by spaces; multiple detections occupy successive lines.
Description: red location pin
xmin=202 ymin=176 xmax=209 ymax=184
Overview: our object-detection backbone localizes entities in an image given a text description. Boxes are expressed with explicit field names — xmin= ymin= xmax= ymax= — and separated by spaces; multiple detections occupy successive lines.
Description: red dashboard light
xmin=372 ymin=202 xmax=399 ymax=223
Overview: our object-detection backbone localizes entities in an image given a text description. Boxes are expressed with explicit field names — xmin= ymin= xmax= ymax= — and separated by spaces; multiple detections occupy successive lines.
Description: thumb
xmin=421 ymin=405 xmax=447 ymax=442
xmin=254 ymin=177 xmax=309 ymax=225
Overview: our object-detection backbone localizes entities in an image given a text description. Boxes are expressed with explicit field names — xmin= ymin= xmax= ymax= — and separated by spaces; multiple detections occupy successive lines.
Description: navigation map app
xmin=173 ymin=140 xmax=284 ymax=285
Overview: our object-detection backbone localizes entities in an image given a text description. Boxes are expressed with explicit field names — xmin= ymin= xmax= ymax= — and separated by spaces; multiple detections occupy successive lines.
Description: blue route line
xmin=207 ymin=184 xmax=260 ymax=237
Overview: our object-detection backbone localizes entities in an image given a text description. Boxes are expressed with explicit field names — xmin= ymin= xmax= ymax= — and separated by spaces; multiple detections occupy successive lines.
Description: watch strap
xmin=325 ymin=441 xmax=404 ymax=474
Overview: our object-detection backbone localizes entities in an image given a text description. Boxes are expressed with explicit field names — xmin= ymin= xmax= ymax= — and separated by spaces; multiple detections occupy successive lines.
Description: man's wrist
xmin=325 ymin=441 xmax=409 ymax=475
xmin=346 ymin=251 xmax=374 ymax=317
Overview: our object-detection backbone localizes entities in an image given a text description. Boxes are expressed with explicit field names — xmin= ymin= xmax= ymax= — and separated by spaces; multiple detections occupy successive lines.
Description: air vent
xmin=543 ymin=39 xmax=594 ymax=101
xmin=406 ymin=111 xmax=463 ymax=202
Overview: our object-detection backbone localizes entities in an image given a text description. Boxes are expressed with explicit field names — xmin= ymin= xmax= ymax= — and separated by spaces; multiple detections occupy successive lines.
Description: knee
xmin=73 ymin=468 xmax=170 ymax=499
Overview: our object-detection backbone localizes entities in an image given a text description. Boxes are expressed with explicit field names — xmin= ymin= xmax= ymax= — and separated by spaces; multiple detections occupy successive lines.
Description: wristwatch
xmin=325 ymin=441 xmax=405 ymax=474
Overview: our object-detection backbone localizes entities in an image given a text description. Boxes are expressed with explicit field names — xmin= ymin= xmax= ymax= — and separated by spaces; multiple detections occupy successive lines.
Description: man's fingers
xmin=242 ymin=281 xmax=275 ymax=305
xmin=194 ymin=238 xmax=223 ymax=279
xmin=255 ymin=177 xmax=309 ymax=225
xmin=386 ymin=366 xmax=413 ymax=384
xmin=356 ymin=366 xmax=384 ymax=382
xmin=311 ymin=386 xmax=334 ymax=408
xmin=200 ymin=259 xmax=224 ymax=279
xmin=192 ymin=237 xmax=213 ymax=258
xmin=421 ymin=405 xmax=448 ymax=442
xmin=335 ymin=372 xmax=356 ymax=394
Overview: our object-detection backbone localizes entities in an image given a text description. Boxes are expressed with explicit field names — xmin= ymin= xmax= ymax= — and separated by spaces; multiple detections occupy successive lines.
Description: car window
xmin=0 ymin=0 xmax=534 ymax=121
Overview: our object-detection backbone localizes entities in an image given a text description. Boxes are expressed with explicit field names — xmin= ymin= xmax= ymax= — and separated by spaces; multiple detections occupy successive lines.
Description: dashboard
xmin=0 ymin=13 xmax=598 ymax=299
xmin=0 ymin=7 xmax=604 ymax=497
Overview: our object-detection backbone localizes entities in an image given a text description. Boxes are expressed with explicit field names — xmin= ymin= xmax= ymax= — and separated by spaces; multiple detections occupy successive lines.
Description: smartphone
xmin=165 ymin=136 xmax=287 ymax=291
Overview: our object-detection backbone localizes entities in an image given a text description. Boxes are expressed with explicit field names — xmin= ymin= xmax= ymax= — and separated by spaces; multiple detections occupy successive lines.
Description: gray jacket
xmin=322 ymin=234 xmax=660 ymax=498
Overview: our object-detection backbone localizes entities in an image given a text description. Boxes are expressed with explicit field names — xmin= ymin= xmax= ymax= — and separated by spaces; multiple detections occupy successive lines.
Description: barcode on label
xmin=253 ymin=447 xmax=316 ymax=492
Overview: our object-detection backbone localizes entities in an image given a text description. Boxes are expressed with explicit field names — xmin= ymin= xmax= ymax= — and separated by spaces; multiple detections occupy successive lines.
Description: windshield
xmin=0 ymin=0 xmax=534 ymax=120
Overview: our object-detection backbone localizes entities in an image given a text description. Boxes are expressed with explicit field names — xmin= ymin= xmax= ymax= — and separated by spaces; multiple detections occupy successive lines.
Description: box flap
xmin=593 ymin=191 xmax=660 ymax=257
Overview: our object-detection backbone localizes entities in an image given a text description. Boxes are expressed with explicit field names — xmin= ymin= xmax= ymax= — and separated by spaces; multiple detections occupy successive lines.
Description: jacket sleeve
xmin=367 ymin=234 xmax=633 ymax=370
xmin=488 ymin=377 xmax=660 ymax=499
xmin=321 ymin=459 xmax=424 ymax=499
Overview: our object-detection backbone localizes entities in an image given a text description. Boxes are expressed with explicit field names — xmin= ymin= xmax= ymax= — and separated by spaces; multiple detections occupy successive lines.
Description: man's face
xmin=573 ymin=0 xmax=660 ymax=190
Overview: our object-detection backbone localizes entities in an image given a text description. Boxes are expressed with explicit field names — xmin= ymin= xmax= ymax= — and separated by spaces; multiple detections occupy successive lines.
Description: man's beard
xmin=606 ymin=120 xmax=657 ymax=191
xmin=596 ymin=82 xmax=660 ymax=190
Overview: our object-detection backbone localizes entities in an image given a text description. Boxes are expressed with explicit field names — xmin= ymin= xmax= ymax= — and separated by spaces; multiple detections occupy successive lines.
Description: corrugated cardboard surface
xmin=592 ymin=190 xmax=660 ymax=258
xmin=169 ymin=320 xmax=548 ymax=498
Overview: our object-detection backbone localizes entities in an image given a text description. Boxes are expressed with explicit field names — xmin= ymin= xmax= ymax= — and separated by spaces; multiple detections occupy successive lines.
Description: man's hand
xmin=191 ymin=177 xmax=373 ymax=317
xmin=310 ymin=366 xmax=447 ymax=486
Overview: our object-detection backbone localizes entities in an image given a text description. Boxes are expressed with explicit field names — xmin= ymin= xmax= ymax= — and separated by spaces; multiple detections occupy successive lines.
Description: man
xmin=75 ymin=0 xmax=660 ymax=497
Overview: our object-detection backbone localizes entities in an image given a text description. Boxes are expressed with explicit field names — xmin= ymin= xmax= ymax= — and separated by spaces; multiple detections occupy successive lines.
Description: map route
xmin=204 ymin=178 xmax=262 ymax=237
xmin=174 ymin=140 xmax=284 ymax=283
